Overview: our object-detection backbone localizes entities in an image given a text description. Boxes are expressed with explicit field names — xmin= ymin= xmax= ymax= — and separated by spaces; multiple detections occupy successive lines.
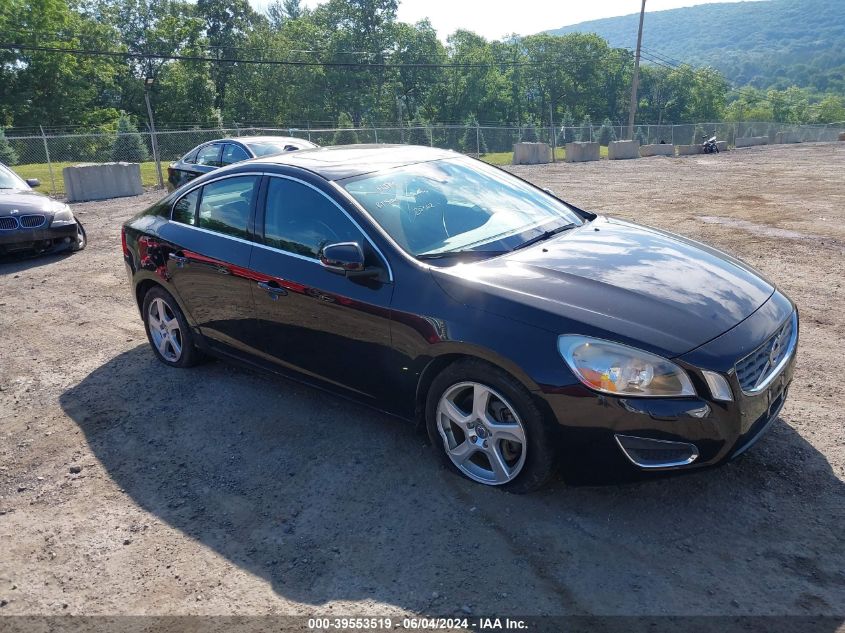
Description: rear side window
xmin=172 ymin=189 xmax=200 ymax=225
xmin=222 ymin=144 xmax=250 ymax=166
xmin=182 ymin=148 xmax=200 ymax=164
xmin=263 ymin=177 xmax=361 ymax=258
xmin=196 ymin=144 xmax=223 ymax=167
xmin=198 ymin=176 xmax=260 ymax=239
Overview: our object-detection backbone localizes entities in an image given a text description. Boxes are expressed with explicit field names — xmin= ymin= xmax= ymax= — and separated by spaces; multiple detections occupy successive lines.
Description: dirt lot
xmin=1 ymin=143 xmax=844 ymax=620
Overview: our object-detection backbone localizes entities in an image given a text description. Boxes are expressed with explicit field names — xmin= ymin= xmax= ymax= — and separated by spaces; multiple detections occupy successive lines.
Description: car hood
xmin=0 ymin=189 xmax=57 ymax=216
xmin=432 ymin=216 xmax=775 ymax=357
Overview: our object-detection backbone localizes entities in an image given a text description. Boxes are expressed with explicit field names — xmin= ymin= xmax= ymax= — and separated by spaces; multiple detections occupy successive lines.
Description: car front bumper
xmin=0 ymin=222 xmax=80 ymax=255
xmin=539 ymin=290 xmax=798 ymax=478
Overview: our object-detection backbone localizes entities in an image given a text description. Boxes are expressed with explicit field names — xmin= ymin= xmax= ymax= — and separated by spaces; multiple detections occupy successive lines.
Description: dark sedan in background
xmin=0 ymin=163 xmax=86 ymax=257
xmin=166 ymin=136 xmax=318 ymax=192
xmin=122 ymin=145 xmax=798 ymax=492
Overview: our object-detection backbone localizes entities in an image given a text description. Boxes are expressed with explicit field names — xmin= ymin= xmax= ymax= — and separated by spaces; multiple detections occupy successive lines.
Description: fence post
xmin=476 ymin=122 xmax=480 ymax=156
xmin=373 ymin=125 xmax=379 ymax=144
xmin=39 ymin=126 xmax=57 ymax=196
xmin=429 ymin=127 xmax=433 ymax=147
xmin=143 ymin=88 xmax=164 ymax=190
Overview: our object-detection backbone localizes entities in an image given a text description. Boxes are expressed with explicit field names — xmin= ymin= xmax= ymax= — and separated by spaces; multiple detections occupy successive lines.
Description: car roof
xmin=232 ymin=136 xmax=314 ymax=145
xmin=251 ymin=144 xmax=457 ymax=181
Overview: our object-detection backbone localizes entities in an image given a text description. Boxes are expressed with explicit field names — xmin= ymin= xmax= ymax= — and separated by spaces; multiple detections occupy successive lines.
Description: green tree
xmin=461 ymin=117 xmax=487 ymax=154
xmin=578 ymin=115 xmax=593 ymax=141
xmin=814 ymin=95 xmax=845 ymax=123
xmin=597 ymin=118 xmax=617 ymax=145
xmin=558 ymin=110 xmax=575 ymax=144
xmin=635 ymin=126 xmax=647 ymax=145
xmin=333 ymin=112 xmax=359 ymax=145
xmin=521 ymin=121 xmax=539 ymax=142
xmin=0 ymin=128 xmax=19 ymax=165
xmin=408 ymin=116 xmax=430 ymax=145
xmin=111 ymin=112 xmax=150 ymax=162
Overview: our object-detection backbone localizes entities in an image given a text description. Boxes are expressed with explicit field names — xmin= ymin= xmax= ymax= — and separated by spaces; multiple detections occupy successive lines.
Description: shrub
xmin=521 ymin=122 xmax=539 ymax=143
xmin=461 ymin=117 xmax=488 ymax=154
xmin=0 ymin=128 xmax=20 ymax=165
xmin=111 ymin=113 xmax=150 ymax=163
xmin=578 ymin=115 xmax=593 ymax=142
xmin=598 ymin=118 xmax=617 ymax=146
xmin=332 ymin=113 xmax=359 ymax=145
xmin=558 ymin=110 xmax=575 ymax=145
xmin=408 ymin=116 xmax=430 ymax=146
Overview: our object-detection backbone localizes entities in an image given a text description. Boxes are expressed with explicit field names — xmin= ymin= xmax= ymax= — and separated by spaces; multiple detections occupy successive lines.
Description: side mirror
xmin=543 ymin=187 xmax=556 ymax=197
xmin=319 ymin=242 xmax=373 ymax=277
xmin=26 ymin=178 xmax=41 ymax=188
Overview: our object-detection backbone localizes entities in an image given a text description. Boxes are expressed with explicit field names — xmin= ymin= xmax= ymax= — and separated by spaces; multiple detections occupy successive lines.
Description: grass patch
xmin=479 ymin=146 xmax=610 ymax=166
xmin=11 ymin=162 xmax=163 ymax=197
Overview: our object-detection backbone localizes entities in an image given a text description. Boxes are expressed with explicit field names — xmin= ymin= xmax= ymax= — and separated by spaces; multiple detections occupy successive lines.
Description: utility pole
xmin=143 ymin=77 xmax=164 ymax=189
xmin=627 ymin=0 xmax=647 ymax=140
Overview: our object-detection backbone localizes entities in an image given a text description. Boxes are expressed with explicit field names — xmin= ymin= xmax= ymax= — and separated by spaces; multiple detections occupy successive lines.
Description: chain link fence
xmin=3 ymin=122 xmax=843 ymax=196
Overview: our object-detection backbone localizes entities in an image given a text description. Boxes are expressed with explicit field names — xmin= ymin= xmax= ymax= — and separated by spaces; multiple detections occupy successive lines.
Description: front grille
xmin=19 ymin=214 xmax=46 ymax=228
xmin=735 ymin=314 xmax=795 ymax=392
xmin=0 ymin=217 xmax=18 ymax=230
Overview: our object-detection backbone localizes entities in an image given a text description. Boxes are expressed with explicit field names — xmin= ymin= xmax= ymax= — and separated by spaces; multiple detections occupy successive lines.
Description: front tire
xmin=425 ymin=359 xmax=558 ymax=493
xmin=142 ymin=286 xmax=201 ymax=368
xmin=70 ymin=221 xmax=87 ymax=252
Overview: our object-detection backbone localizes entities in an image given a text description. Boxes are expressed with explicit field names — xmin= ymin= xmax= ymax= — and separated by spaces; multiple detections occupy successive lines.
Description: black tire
xmin=70 ymin=221 xmax=87 ymax=252
xmin=141 ymin=286 xmax=202 ymax=368
xmin=425 ymin=358 xmax=558 ymax=493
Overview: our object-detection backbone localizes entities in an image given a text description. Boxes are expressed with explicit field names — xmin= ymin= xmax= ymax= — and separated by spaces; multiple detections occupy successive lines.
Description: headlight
xmin=51 ymin=206 xmax=76 ymax=227
xmin=558 ymin=335 xmax=696 ymax=397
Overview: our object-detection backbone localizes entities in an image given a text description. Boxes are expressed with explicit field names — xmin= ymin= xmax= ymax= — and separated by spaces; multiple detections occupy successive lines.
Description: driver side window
xmin=263 ymin=177 xmax=362 ymax=259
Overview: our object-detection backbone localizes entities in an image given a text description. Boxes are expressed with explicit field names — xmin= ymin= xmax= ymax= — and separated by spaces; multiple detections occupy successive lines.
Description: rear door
xmin=249 ymin=174 xmax=395 ymax=400
xmin=158 ymin=173 xmax=262 ymax=356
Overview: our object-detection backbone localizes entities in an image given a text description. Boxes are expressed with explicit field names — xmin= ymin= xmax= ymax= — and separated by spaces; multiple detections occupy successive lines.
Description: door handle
xmin=257 ymin=280 xmax=288 ymax=299
xmin=168 ymin=252 xmax=188 ymax=267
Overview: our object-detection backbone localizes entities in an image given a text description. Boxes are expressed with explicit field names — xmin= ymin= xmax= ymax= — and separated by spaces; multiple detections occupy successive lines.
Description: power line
xmin=0 ymin=42 xmax=558 ymax=68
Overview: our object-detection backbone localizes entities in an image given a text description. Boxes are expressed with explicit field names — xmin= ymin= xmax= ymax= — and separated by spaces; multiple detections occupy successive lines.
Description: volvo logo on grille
xmin=768 ymin=331 xmax=785 ymax=367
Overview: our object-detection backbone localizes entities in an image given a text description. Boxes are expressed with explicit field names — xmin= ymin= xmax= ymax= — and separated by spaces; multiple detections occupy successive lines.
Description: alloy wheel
xmin=436 ymin=381 xmax=527 ymax=485
xmin=147 ymin=297 xmax=183 ymax=363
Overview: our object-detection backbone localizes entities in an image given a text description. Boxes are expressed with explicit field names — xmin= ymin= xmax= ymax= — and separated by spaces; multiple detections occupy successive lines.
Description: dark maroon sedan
xmin=121 ymin=145 xmax=798 ymax=492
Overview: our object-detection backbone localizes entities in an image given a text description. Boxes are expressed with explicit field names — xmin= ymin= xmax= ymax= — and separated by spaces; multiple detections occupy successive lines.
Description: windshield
xmin=246 ymin=140 xmax=312 ymax=157
xmin=0 ymin=165 xmax=27 ymax=190
xmin=341 ymin=156 xmax=584 ymax=257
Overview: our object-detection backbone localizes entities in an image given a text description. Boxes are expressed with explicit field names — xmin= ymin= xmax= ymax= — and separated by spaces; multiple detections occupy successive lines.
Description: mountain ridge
xmin=546 ymin=0 xmax=845 ymax=93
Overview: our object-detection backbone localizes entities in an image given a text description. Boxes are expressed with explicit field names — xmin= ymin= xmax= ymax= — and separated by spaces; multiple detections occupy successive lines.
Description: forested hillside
xmin=548 ymin=0 xmax=845 ymax=94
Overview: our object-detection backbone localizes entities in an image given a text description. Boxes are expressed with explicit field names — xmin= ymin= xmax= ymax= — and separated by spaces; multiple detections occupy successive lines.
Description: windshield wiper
xmin=510 ymin=223 xmax=578 ymax=252
xmin=417 ymin=249 xmax=508 ymax=261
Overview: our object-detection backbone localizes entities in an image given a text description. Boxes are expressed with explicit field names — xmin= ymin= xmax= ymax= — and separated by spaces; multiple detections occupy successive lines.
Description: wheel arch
xmin=413 ymin=345 xmax=544 ymax=429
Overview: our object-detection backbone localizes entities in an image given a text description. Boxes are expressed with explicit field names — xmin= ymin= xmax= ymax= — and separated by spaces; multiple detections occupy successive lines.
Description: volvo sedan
xmin=121 ymin=145 xmax=798 ymax=492
xmin=166 ymin=136 xmax=318 ymax=192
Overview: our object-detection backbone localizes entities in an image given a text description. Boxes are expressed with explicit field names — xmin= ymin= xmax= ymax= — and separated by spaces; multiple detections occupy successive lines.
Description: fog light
xmin=702 ymin=370 xmax=733 ymax=401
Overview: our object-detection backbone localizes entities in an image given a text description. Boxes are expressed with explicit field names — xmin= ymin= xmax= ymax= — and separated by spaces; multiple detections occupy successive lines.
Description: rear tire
xmin=425 ymin=359 xmax=558 ymax=493
xmin=141 ymin=286 xmax=201 ymax=368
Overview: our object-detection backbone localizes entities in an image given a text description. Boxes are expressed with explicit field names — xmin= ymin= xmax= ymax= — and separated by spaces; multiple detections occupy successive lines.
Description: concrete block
xmin=512 ymin=142 xmax=552 ymax=165
xmin=608 ymin=140 xmax=639 ymax=160
xmin=839 ymin=132 xmax=845 ymax=141
xmin=716 ymin=141 xmax=728 ymax=152
xmin=63 ymin=162 xmax=143 ymax=202
xmin=565 ymin=142 xmax=600 ymax=163
xmin=736 ymin=136 xmax=769 ymax=148
xmin=639 ymin=144 xmax=675 ymax=157
xmin=774 ymin=131 xmax=800 ymax=144
xmin=677 ymin=144 xmax=703 ymax=156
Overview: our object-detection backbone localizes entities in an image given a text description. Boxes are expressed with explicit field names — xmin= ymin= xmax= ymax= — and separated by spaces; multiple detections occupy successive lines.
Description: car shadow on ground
xmin=0 ymin=249 xmax=74 ymax=273
xmin=59 ymin=346 xmax=845 ymax=618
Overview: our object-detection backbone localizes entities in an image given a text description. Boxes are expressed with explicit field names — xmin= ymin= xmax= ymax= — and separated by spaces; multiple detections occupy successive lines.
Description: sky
xmin=254 ymin=0 xmax=765 ymax=41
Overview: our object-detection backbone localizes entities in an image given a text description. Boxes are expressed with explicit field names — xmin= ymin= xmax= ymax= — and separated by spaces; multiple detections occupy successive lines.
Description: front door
xmin=249 ymin=174 xmax=395 ymax=401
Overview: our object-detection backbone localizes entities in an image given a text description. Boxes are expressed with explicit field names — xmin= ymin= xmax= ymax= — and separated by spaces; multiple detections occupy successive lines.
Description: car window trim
xmin=222 ymin=142 xmax=250 ymax=166
xmin=170 ymin=171 xmax=393 ymax=282
xmin=196 ymin=142 xmax=224 ymax=167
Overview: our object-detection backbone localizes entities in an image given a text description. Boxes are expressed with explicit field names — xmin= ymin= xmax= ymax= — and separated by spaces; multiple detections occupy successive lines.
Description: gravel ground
xmin=0 ymin=143 xmax=843 ymax=620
